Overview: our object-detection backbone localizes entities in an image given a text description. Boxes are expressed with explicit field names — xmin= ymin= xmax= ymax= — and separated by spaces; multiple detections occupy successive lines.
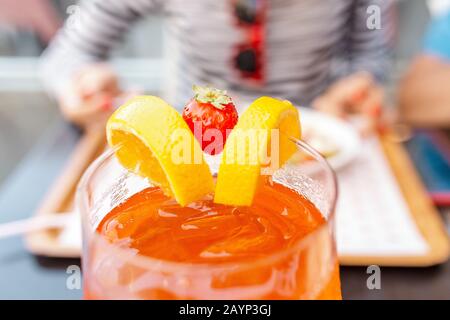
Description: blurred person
xmin=39 ymin=0 xmax=395 ymax=129
xmin=0 ymin=0 xmax=61 ymax=44
xmin=400 ymin=9 xmax=450 ymax=127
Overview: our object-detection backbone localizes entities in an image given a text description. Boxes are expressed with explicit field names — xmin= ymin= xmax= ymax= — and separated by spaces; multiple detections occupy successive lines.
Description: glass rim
xmin=76 ymin=138 xmax=338 ymax=274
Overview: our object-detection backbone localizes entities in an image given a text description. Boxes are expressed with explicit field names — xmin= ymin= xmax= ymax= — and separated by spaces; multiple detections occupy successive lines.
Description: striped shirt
xmin=39 ymin=0 xmax=395 ymax=107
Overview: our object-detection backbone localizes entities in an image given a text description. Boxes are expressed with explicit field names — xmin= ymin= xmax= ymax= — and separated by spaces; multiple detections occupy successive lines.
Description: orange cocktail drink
xmin=78 ymin=140 xmax=340 ymax=300
xmin=78 ymin=91 xmax=340 ymax=299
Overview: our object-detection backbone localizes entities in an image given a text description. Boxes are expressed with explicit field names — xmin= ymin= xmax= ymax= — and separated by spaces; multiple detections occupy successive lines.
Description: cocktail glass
xmin=77 ymin=138 xmax=340 ymax=299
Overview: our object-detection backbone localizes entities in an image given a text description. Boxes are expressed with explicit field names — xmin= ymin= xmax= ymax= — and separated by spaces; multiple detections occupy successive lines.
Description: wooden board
xmin=339 ymin=133 xmax=449 ymax=267
xmin=24 ymin=129 xmax=106 ymax=258
xmin=25 ymin=132 xmax=450 ymax=265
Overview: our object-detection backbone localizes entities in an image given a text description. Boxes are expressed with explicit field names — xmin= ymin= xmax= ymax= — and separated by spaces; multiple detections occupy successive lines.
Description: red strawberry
xmin=182 ymin=85 xmax=239 ymax=155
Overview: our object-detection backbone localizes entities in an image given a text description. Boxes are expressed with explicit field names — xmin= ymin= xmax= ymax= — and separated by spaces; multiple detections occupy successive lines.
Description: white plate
xmin=299 ymin=107 xmax=361 ymax=171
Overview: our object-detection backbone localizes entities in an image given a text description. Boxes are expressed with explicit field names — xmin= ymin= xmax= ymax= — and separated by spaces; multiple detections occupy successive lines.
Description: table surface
xmin=0 ymin=120 xmax=449 ymax=300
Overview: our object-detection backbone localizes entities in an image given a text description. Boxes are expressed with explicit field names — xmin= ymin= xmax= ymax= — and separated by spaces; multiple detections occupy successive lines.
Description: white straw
xmin=0 ymin=214 xmax=72 ymax=240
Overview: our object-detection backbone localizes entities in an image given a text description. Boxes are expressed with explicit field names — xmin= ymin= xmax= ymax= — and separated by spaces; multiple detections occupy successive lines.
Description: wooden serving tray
xmin=25 ymin=129 xmax=106 ymax=258
xmin=338 ymin=133 xmax=449 ymax=267
xmin=25 ymin=131 xmax=450 ymax=266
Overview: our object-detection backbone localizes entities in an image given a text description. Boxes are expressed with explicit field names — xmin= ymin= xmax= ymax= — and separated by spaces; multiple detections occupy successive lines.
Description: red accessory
xmin=231 ymin=0 xmax=267 ymax=84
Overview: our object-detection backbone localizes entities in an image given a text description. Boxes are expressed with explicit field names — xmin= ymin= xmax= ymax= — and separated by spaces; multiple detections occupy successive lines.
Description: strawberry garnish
xmin=182 ymin=85 xmax=239 ymax=155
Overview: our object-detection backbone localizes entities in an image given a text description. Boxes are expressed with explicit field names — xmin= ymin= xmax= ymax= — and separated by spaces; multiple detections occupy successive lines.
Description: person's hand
xmin=312 ymin=72 xmax=386 ymax=135
xmin=58 ymin=64 xmax=120 ymax=128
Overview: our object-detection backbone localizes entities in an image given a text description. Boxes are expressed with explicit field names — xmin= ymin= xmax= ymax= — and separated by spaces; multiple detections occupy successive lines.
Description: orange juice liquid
xmin=92 ymin=180 xmax=341 ymax=299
